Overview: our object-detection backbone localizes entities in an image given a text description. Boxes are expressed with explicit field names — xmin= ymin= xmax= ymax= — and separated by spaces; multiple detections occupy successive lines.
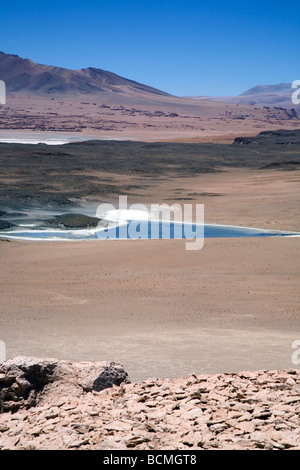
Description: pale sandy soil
xmin=0 ymin=168 xmax=299 ymax=382
xmin=101 ymin=168 xmax=300 ymax=232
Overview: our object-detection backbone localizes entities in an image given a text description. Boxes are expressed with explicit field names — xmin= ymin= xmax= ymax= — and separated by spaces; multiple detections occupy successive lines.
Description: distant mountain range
xmin=185 ymin=83 xmax=299 ymax=109
xmin=1 ymin=52 xmax=298 ymax=111
xmin=0 ymin=51 xmax=169 ymax=99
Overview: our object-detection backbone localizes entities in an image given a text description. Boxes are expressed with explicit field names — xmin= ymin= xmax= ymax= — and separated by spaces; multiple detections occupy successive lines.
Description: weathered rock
xmin=0 ymin=357 xmax=130 ymax=413
xmin=0 ymin=365 xmax=299 ymax=450
xmin=76 ymin=362 xmax=130 ymax=392
xmin=0 ymin=357 xmax=57 ymax=412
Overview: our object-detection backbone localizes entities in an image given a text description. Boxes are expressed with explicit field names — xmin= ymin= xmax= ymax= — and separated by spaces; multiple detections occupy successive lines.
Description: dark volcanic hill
xmin=0 ymin=51 xmax=170 ymax=98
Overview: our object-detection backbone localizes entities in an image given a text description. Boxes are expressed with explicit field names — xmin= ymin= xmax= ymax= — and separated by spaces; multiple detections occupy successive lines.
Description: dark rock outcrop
xmin=260 ymin=160 xmax=300 ymax=170
xmin=0 ymin=357 xmax=130 ymax=413
xmin=46 ymin=213 xmax=101 ymax=229
xmin=233 ymin=129 xmax=300 ymax=146
xmin=0 ymin=220 xmax=14 ymax=230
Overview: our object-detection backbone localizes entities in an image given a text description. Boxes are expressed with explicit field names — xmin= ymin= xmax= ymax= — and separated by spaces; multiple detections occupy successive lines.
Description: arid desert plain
xmin=0 ymin=128 xmax=299 ymax=382
xmin=1 ymin=0 xmax=300 ymax=449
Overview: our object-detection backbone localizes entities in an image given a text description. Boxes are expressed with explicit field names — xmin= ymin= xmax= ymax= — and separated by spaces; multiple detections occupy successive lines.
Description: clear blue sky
xmin=1 ymin=0 xmax=299 ymax=96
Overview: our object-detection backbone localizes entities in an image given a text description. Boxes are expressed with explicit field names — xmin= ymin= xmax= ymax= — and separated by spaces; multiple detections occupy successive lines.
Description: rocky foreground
xmin=0 ymin=357 xmax=300 ymax=450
